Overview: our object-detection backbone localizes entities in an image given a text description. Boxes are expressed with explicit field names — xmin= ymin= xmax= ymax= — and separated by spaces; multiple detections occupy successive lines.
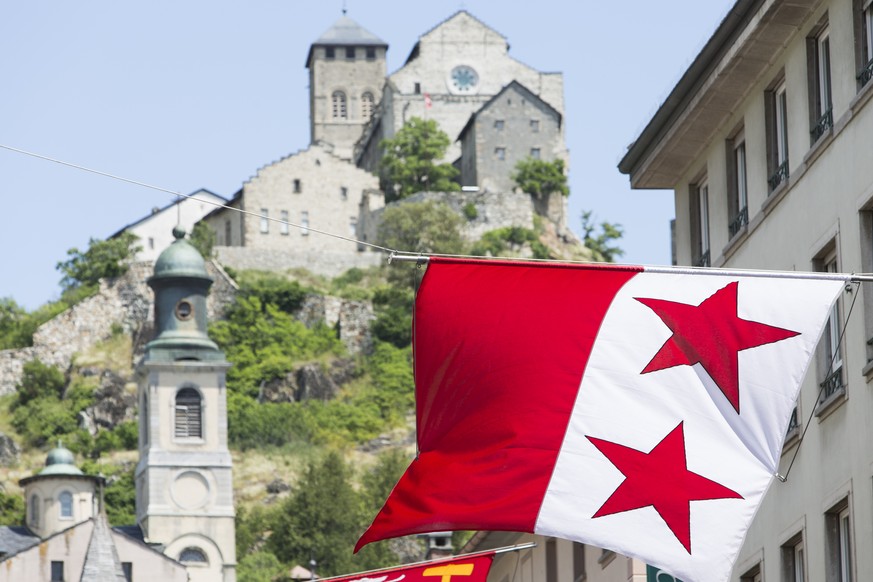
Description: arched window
xmin=175 ymin=387 xmax=202 ymax=438
xmin=30 ymin=494 xmax=39 ymax=526
xmin=361 ymin=92 xmax=375 ymax=121
xmin=179 ymin=547 xmax=209 ymax=565
xmin=332 ymin=91 xmax=348 ymax=119
xmin=59 ymin=491 xmax=73 ymax=519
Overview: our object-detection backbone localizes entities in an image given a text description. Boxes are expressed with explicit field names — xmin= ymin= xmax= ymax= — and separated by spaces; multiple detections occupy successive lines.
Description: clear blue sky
xmin=0 ymin=1 xmax=734 ymax=310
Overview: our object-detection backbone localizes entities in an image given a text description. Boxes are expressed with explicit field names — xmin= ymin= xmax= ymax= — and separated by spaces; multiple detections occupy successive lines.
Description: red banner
xmin=321 ymin=552 xmax=495 ymax=582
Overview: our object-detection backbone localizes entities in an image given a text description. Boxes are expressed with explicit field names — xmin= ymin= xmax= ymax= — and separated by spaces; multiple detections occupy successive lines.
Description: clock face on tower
xmin=448 ymin=65 xmax=479 ymax=94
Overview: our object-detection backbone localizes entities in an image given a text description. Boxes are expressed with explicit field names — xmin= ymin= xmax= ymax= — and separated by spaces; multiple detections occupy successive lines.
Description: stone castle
xmin=200 ymin=10 xmax=577 ymax=276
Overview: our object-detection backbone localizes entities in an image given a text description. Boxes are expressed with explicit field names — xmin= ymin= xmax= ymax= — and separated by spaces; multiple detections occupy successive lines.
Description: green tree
xmin=0 ymin=490 xmax=25 ymax=526
xmin=581 ymin=211 xmax=624 ymax=263
xmin=13 ymin=359 xmax=65 ymax=408
xmin=189 ymin=222 xmax=216 ymax=259
xmin=379 ymin=117 xmax=460 ymax=200
xmin=268 ymin=451 xmax=363 ymax=576
xmin=512 ymin=158 xmax=569 ymax=197
xmin=0 ymin=299 xmax=29 ymax=350
xmin=237 ymin=551 xmax=285 ymax=582
xmin=376 ymin=201 xmax=465 ymax=256
xmin=56 ymin=232 xmax=141 ymax=292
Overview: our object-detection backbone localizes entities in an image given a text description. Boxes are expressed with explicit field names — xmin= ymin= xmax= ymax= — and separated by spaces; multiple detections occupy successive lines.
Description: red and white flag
xmin=321 ymin=551 xmax=494 ymax=582
xmin=357 ymin=258 xmax=848 ymax=582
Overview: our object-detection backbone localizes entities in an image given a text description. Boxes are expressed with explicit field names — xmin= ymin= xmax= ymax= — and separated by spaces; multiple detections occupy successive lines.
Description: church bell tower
xmin=135 ymin=227 xmax=236 ymax=582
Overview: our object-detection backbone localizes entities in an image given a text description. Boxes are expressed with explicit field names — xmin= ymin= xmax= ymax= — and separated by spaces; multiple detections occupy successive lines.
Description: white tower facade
xmin=135 ymin=227 xmax=236 ymax=582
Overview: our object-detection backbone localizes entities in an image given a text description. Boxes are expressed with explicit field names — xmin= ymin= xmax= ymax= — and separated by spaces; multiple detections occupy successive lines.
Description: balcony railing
xmin=859 ymin=58 xmax=873 ymax=89
xmin=728 ymin=206 xmax=749 ymax=238
xmin=810 ymin=107 xmax=833 ymax=142
xmin=694 ymin=250 xmax=711 ymax=268
xmin=768 ymin=161 xmax=789 ymax=192
xmin=819 ymin=366 xmax=844 ymax=402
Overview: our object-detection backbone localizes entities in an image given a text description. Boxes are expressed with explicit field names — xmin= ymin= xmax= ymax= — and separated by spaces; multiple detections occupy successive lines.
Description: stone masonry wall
xmin=0 ymin=260 xmax=238 ymax=396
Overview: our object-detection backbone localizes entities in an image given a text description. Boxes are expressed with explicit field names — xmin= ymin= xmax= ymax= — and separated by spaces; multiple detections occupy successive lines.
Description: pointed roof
xmin=306 ymin=15 xmax=387 ymax=66
xmin=404 ymin=10 xmax=508 ymax=65
xmin=457 ymin=80 xmax=562 ymax=141
xmin=80 ymin=514 xmax=127 ymax=581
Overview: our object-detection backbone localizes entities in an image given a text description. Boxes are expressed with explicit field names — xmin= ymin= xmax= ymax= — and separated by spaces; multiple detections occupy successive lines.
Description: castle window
xmin=293 ymin=179 xmax=301 ymax=193
xmin=29 ymin=494 xmax=39 ymax=527
xmin=148 ymin=237 xmax=155 ymax=250
xmin=301 ymin=211 xmax=310 ymax=236
xmin=341 ymin=186 xmax=349 ymax=201
xmin=224 ymin=220 xmax=231 ymax=245
xmin=325 ymin=46 xmax=335 ymax=59
xmin=259 ymin=209 xmax=269 ymax=234
xmin=350 ymin=216 xmax=357 ymax=236
xmin=51 ymin=561 xmax=64 ymax=581
xmin=174 ymin=387 xmax=202 ymax=439
xmin=345 ymin=46 xmax=355 ymax=60
xmin=495 ymin=147 xmax=506 ymax=161
xmin=531 ymin=148 xmax=541 ymax=159
xmin=366 ymin=46 xmax=376 ymax=60
xmin=361 ymin=92 xmax=375 ymax=121
xmin=332 ymin=91 xmax=348 ymax=119
xmin=280 ymin=210 xmax=289 ymax=235
xmin=59 ymin=491 xmax=73 ymax=519
xmin=494 ymin=119 xmax=504 ymax=130
xmin=414 ymin=82 xmax=421 ymax=94
xmin=179 ymin=547 xmax=209 ymax=565
xmin=531 ymin=119 xmax=540 ymax=132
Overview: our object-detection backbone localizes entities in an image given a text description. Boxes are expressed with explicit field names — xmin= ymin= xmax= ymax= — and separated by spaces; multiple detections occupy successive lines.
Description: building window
xmin=530 ymin=148 xmax=541 ymax=159
xmin=224 ymin=220 xmax=231 ymax=246
xmin=59 ymin=491 xmax=73 ymax=519
xmin=179 ymin=547 xmax=209 ymax=565
xmin=808 ymin=20 xmax=833 ymax=142
xmin=147 ymin=237 xmax=155 ymax=250
xmin=495 ymin=147 xmax=506 ymax=161
xmin=51 ymin=561 xmax=64 ymax=581
xmin=280 ymin=210 xmax=289 ymax=236
xmin=122 ymin=562 xmax=133 ymax=582
xmin=361 ymin=92 xmax=375 ymax=121
xmin=259 ymin=209 xmax=269 ymax=234
xmin=29 ymin=494 xmax=39 ymax=527
xmin=174 ymin=387 xmax=202 ymax=439
xmin=293 ymin=179 xmax=301 ymax=193
xmin=531 ymin=119 xmax=540 ymax=132
xmin=766 ymin=78 xmax=789 ymax=192
xmin=740 ymin=564 xmax=762 ymax=582
xmin=826 ymin=500 xmax=853 ymax=582
xmin=325 ymin=46 xmax=335 ymax=60
xmin=855 ymin=0 xmax=873 ymax=88
xmin=782 ymin=534 xmax=806 ymax=582
xmin=816 ymin=250 xmax=845 ymax=411
xmin=728 ymin=130 xmax=748 ymax=237
xmin=545 ymin=539 xmax=557 ymax=582
xmin=366 ymin=46 xmax=376 ymax=60
xmin=331 ymin=91 xmax=348 ymax=119
xmin=345 ymin=46 xmax=355 ymax=60
xmin=690 ymin=178 xmax=710 ymax=267
xmin=301 ymin=211 xmax=310 ymax=236
xmin=572 ymin=543 xmax=586 ymax=582
xmin=494 ymin=119 xmax=505 ymax=130
xmin=349 ymin=216 xmax=357 ymax=237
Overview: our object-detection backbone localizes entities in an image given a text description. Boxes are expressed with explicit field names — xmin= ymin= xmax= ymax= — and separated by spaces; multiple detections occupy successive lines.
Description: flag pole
xmin=316 ymin=543 xmax=537 ymax=582
xmin=387 ymin=253 xmax=873 ymax=283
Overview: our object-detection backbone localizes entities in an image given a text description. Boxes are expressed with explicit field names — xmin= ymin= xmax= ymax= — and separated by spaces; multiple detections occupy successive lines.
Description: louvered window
xmin=175 ymin=388 xmax=202 ymax=438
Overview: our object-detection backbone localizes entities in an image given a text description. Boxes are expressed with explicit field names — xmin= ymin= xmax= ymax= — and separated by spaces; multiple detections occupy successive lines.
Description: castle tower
xmin=306 ymin=14 xmax=387 ymax=159
xmin=135 ymin=227 xmax=235 ymax=582
xmin=20 ymin=444 xmax=102 ymax=539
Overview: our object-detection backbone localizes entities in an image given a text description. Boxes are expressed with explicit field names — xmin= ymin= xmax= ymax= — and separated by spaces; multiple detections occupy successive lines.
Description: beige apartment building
xmin=620 ymin=0 xmax=873 ymax=580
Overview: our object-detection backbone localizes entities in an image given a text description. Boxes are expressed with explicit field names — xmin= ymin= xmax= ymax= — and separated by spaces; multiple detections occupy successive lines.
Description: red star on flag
xmin=587 ymin=422 xmax=743 ymax=553
xmin=636 ymin=281 xmax=800 ymax=413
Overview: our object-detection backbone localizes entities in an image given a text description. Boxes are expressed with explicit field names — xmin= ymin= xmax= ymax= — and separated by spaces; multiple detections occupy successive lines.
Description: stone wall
xmin=215 ymin=246 xmax=385 ymax=277
xmin=296 ymin=294 xmax=375 ymax=355
xmin=0 ymin=260 xmax=238 ymax=396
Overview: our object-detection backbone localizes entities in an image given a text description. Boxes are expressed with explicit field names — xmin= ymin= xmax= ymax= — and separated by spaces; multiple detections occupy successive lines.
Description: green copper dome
xmin=39 ymin=444 xmax=83 ymax=477
xmin=150 ymin=227 xmax=212 ymax=283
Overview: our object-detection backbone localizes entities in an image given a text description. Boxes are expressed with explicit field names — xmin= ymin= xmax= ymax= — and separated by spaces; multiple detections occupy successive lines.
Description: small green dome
xmin=150 ymin=227 xmax=212 ymax=283
xmin=39 ymin=445 xmax=83 ymax=477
